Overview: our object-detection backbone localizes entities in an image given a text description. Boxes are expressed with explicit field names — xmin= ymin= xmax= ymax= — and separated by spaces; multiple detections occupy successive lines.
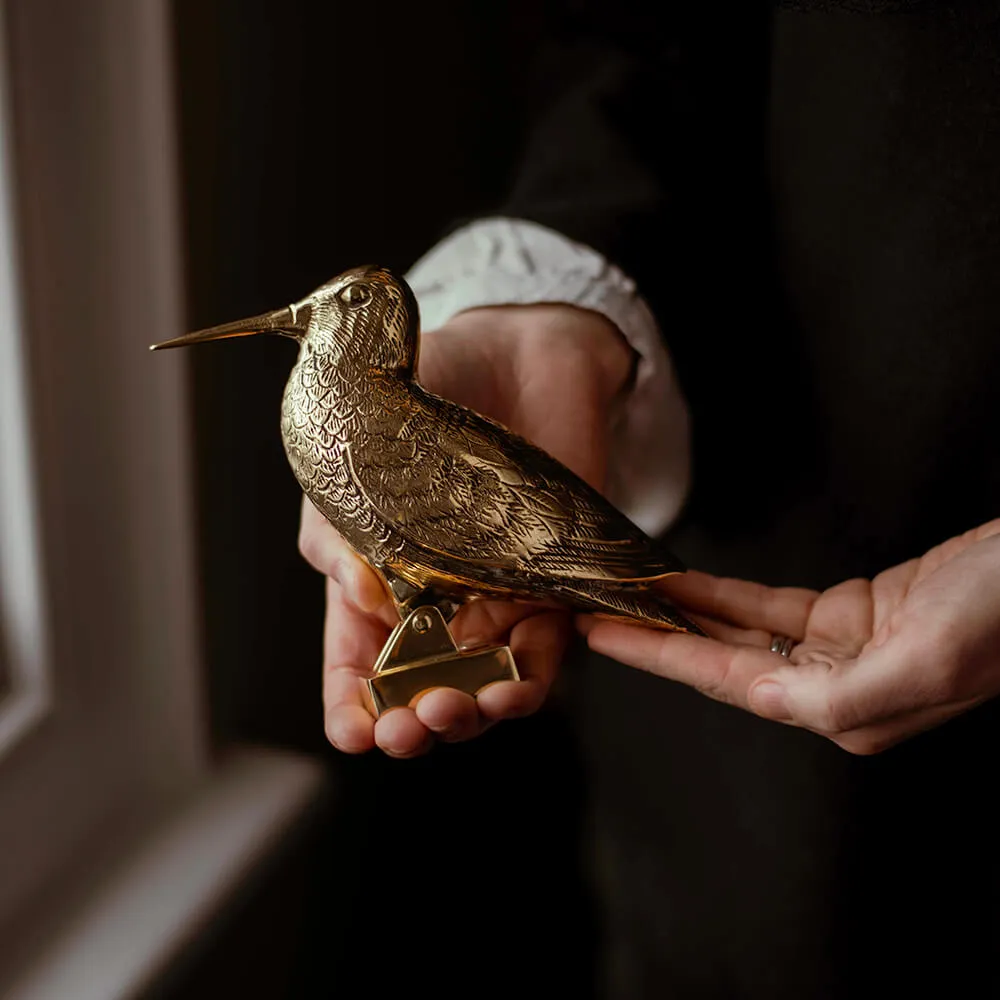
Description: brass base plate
xmin=367 ymin=605 xmax=519 ymax=716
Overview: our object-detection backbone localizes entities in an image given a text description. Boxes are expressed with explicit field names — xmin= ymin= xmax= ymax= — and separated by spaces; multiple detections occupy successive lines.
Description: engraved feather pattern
xmin=346 ymin=379 xmax=680 ymax=582
xmin=275 ymin=267 xmax=698 ymax=632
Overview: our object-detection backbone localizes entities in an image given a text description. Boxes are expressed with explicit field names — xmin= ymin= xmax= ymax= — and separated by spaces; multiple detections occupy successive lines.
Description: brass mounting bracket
xmin=367 ymin=605 xmax=519 ymax=716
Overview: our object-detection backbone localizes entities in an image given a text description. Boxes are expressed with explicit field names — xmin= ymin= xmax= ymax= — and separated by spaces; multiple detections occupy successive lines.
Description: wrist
xmin=439 ymin=303 xmax=634 ymax=409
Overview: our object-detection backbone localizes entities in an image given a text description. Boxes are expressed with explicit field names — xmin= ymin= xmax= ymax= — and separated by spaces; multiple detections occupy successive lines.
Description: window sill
xmin=4 ymin=747 xmax=326 ymax=1000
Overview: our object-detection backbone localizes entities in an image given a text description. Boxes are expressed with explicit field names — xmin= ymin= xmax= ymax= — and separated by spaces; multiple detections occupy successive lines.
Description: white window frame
xmin=0 ymin=0 xmax=49 ymax=759
xmin=0 ymin=2 xmax=322 ymax=994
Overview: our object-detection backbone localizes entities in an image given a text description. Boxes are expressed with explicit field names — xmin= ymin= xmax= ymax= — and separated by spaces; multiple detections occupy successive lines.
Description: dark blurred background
xmin=161 ymin=2 xmax=595 ymax=996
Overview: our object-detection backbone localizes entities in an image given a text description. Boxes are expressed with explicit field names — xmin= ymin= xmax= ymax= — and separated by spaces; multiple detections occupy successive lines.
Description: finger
xmin=322 ymin=579 xmax=387 ymax=753
xmin=660 ymin=570 xmax=818 ymax=640
xmin=374 ymin=708 xmax=434 ymax=758
xmin=748 ymin=656 xmax=977 ymax=751
xmin=449 ymin=599 xmax=542 ymax=647
xmin=476 ymin=611 xmax=571 ymax=720
xmin=323 ymin=666 xmax=376 ymax=754
xmin=576 ymin=609 xmax=747 ymax=644
xmin=417 ymin=605 xmax=568 ymax=732
xmin=324 ymin=581 xmax=465 ymax=756
xmin=323 ymin=577 xmax=389 ymax=675
xmin=325 ymin=638 xmax=439 ymax=759
xmin=745 ymin=633 xmax=956 ymax=734
xmin=680 ymin=614 xmax=773 ymax=649
xmin=584 ymin=620 xmax=778 ymax=711
xmin=413 ymin=687 xmax=485 ymax=742
xmin=299 ymin=496 xmax=388 ymax=614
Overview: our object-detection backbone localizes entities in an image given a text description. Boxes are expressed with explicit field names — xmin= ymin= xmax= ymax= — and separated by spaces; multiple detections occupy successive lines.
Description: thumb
xmin=747 ymin=640 xmax=931 ymax=735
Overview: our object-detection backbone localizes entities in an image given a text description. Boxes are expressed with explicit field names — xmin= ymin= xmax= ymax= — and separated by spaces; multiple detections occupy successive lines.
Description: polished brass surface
xmin=368 ymin=605 xmax=518 ymax=715
xmin=152 ymin=266 xmax=702 ymax=708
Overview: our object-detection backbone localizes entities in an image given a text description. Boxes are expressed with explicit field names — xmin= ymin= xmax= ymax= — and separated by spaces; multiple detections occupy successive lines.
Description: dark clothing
xmin=505 ymin=3 xmax=1000 ymax=996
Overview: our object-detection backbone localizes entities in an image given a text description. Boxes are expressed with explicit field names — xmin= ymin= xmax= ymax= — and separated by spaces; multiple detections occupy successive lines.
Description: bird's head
xmin=151 ymin=265 xmax=420 ymax=375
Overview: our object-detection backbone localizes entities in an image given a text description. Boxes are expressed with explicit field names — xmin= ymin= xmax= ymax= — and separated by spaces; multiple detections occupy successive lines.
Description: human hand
xmin=580 ymin=519 xmax=1000 ymax=754
xmin=299 ymin=303 xmax=633 ymax=757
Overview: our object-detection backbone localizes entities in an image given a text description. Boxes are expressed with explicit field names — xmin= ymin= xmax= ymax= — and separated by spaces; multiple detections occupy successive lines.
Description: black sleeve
xmin=495 ymin=4 xmax=772 ymax=349
xmin=499 ymin=8 xmax=681 ymax=293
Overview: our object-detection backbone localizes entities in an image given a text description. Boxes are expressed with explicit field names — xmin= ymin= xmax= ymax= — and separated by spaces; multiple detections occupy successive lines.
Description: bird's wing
xmin=347 ymin=387 xmax=682 ymax=584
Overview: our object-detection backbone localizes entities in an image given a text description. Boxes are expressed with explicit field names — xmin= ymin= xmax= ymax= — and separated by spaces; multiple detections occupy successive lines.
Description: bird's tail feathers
xmin=559 ymin=579 xmax=705 ymax=636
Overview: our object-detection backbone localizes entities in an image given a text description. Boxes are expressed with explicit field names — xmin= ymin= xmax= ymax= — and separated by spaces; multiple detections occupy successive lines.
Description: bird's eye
xmin=339 ymin=283 xmax=371 ymax=308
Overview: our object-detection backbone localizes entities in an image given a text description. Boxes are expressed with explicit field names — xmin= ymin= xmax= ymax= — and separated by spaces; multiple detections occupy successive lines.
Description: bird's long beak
xmin=149 ymin=304 xmax=303 ymax=351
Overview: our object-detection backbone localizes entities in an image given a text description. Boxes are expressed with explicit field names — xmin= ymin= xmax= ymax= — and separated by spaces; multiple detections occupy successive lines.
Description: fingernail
xmin=385 ymin=734 xmax=434 ymax=758
xmin=750 ymin=681 xmax=792 ymax=721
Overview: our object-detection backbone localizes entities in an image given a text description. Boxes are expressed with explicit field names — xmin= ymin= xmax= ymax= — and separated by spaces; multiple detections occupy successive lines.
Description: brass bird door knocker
xmin=153 ymin=267 xmax=702 ymax=715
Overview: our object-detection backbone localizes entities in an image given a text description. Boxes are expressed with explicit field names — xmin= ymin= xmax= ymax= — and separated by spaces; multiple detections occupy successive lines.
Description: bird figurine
xmin=152 ymin=266 xmax=703 ymax=714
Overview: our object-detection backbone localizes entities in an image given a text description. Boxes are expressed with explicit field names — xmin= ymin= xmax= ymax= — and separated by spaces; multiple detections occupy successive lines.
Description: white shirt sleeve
xmin=405 ymin=216 xmax=691 ymax=537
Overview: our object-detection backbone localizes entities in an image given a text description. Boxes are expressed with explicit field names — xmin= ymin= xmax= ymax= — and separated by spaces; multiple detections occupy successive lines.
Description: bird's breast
xmin=279 ymin=355 xmax=403 ymax=557
xmin=281 ymin=357 xmax=357 ymax=482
